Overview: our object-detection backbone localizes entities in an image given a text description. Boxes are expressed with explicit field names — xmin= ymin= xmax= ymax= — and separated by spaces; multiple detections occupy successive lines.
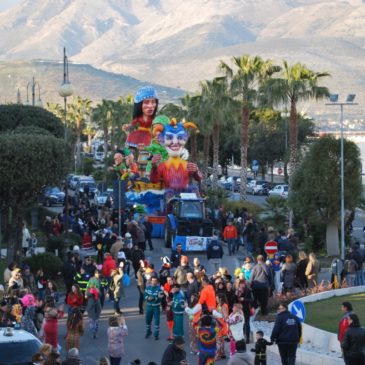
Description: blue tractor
xmin=164 ymin=193 xmax=214 ymax=251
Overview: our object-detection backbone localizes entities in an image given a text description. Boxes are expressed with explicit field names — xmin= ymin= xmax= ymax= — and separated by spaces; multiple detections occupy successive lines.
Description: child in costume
xmin=65 ymin=309 xmax=84 ymax=351
xmin=162 ymin=276 xmax=174 ymax=341
xmin=227 ymin=303 xmax=245 ymax=357
xmin=215 ymin=294 xmax=229 ymax=360
xmin=187 ymin=293 xmax=201 ymax=354
xmin=250 ymin=330 xmax=273 ymax=365
xmin=123 ymin=86 xmax=158 ymax=148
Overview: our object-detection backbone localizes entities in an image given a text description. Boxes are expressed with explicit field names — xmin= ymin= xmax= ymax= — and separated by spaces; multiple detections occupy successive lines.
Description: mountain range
xmin=0 ymin=0 xmax=365 ymax=120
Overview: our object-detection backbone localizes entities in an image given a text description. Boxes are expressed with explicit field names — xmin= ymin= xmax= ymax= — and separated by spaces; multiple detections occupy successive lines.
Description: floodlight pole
xmin=326 ymin=99 xmax=358 ymax=260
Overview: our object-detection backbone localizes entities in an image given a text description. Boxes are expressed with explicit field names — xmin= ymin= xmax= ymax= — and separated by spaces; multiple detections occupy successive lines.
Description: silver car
xmin=268 ymin=184 xmax=289 ymax=199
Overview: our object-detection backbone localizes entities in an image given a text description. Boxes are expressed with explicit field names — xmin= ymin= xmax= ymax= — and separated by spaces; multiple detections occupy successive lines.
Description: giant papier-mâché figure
xmin=123 ymin=86 xmax=158 ymax=148
xmin=150 ymin=118 xmax=202 ymax=192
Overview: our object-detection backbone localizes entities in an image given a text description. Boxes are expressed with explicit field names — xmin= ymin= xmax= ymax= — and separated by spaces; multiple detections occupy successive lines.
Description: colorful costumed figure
xmin=150 ymin=118 xmax=202 ymax=192
xmin=194 ymin=315 xmax=220 ymax=365
xmin=123 ymin=86 xmax=158 ymax=148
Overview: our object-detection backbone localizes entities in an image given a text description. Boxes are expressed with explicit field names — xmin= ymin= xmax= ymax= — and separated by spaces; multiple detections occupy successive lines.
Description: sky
xmin=0 ymin=0 xmax=23 ymax=12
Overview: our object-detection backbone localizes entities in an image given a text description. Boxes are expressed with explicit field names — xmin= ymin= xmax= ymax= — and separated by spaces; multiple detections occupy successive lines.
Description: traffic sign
xmin=278 ymin=167 xmax=283 ymax=174
xmin=264 ymin=240 xmax=278 ymax=256
xmin=291 ymin=300 xmax=306 ymax=323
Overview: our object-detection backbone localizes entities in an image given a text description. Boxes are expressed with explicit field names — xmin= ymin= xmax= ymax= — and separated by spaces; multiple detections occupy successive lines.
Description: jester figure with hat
xmin=150 ymin=118 xmax=202 ymax=192
xmin=123 ymin=86 xmax=158 ymax=148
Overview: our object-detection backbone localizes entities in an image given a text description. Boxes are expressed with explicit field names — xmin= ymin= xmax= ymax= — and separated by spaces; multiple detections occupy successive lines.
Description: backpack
xmin=122 ymin=273 xmax=131 ymax=287
xmin=344 ymin=259 xmax=357 ymax=274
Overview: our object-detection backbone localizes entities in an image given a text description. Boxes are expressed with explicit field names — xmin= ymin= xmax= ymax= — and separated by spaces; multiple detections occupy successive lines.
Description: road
xmin=51 ymin=189 xmax=364 ymax=364
xmin=57 ymin=238 xmax=315 ymax=364
xmin=58 ymin=241 xmax=243 ymax=363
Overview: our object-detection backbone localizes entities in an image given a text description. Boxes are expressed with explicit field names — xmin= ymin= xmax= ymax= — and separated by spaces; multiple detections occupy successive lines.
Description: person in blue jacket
xmin=271 ymin=302 xmax=302 ymax=365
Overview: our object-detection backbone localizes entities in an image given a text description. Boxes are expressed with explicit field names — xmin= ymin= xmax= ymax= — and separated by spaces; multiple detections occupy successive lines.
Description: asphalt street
xmin=57 ymin=238 xmax=317 ymax=365
xmin=51 ymin=190 xmax=365 ymax=364
xmin=58 ymin=241 xmax=245 ymax=364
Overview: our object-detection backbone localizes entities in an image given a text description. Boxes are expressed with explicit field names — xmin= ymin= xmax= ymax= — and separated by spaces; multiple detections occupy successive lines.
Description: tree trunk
xmin=103 ymin=128 xmax=109 ymax=182
xmin=76 ymin=132 xmax=81 ymax=170
xmin=203 ymin=132 xmax=210 ymax=178
xmin=212 ymin=123 xmax=220 ymax=187
xmin=5 ymin=207 xmax=23 ymax=263
xmin=288 ymin=100 xmax=298 ymax=183
xmin=326 ymin=220 xmax=340 ymax=257
xmin=87 ymin=134 xmax=92 ymax=150
xmin=239 ymin=105 xmax=249 ymax=201
xmin=270 ymin=163 xmax=274 ymax=184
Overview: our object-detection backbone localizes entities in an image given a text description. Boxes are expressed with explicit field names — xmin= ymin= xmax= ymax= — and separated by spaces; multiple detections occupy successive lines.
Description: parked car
xmin=247 ymin=180 xmax=268 ymax=195
xmin=70 ymin=175 xmax=95 ymax=192
xmin=268 ymin=184 xmax=289 ymax=199
xmin=69 ymin=175 xmax=81 ymax=190
xmin=0 ymin=327 xmax=42 ymax=365
xmin=40 ymin=186 xmax=65 ymax=207
xmin=94 ymin=188 xmax=114 ymax=207
xmin=78 ymin=180 xmax=98 ymax=198
xmin=94 ymin=151 xmax=105 ymax=162
xmin=252 ymin=181 xmax=270 ymax=195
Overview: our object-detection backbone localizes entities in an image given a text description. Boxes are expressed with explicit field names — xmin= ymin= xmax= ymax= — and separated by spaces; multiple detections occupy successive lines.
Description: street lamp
xmin=26 ymin=76 xmax=42 ymax=106
xmin=326 ymin=94 xmax=358 ymax=260
xmin=59 ymin=47 xmax=74 ymax=140
xmin=58 ymin=47 xmax=73 ymax=241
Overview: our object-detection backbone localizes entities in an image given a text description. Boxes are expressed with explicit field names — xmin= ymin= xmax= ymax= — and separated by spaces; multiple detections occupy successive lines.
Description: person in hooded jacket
xmin=341 ymin=313 xmax=365 ymax=365
xmin=271 ymin=303 xmax=301 ymax=365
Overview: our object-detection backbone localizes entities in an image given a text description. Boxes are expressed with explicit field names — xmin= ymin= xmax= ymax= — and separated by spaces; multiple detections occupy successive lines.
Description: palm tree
xmin=82 ymin=120 xmax=98 ymax=152
xmin=265 ymin=61 xmax=330 ymax=179
xmin=92 ymin=99 xmax=114 ymax=160
xmin=46 ymin=102 xmax=64 ymax=121
xmin=68 ymin=96 xmax=92 ymax=169
xmin=116 ymin=96 xmax=134 ymax=149
xmin=200 ymin=77 xmax=233 ymax=186
xmin=220 ymin=55 xmax=281 ymax=200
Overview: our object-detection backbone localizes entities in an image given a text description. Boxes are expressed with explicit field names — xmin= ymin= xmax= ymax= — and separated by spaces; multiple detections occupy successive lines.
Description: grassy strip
xmin=305 ymin=293 xmax=365 ymax=333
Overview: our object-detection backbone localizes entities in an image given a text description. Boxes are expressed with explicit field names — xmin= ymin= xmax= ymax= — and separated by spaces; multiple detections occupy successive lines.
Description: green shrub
xmin=83 ymin=157 xmax=95 ymax=176
xmin=46 ymin=235 xmax=65 ymax=257
xmin=47 ymin=233 xmax=82 ymax=257
xmin=206 ymin=186 xmax=230 ymax=210
xmin=223 ymin=200 xmax=262 ymax=216
xmin=23 ymin=253 xmax=62 ymax=280
xmin=92 ymin=168 xmax=104 ymax=182
xmin=259 ymin=196 xmax=288 ymax=229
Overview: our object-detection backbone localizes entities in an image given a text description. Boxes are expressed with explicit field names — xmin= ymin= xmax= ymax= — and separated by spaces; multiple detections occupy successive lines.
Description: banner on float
xmin=185 ymin=236 xmax=211 ymax=251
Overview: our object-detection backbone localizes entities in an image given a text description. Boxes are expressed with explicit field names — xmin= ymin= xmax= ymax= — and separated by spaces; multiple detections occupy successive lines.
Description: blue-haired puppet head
xmin=133 ymin=86 xmax=159 ymax=119
xmin=153 ymin=118 xmax=198 ymax=157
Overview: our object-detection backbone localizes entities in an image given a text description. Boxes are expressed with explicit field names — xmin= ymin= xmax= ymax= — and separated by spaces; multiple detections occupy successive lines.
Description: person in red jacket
xmin=102 ymin=253 xmax=117 ymax=279
xmin=223 ymin=221 xmax=238 ymax=256
xmin=338 ymin=301 xmax=353 ymax=344
xmin=66 ymin=284 xmax=84 ymax=313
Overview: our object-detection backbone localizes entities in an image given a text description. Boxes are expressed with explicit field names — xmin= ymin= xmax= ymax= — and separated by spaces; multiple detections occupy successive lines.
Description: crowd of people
xmin=3 ymin=189 xmax=365 ymax=365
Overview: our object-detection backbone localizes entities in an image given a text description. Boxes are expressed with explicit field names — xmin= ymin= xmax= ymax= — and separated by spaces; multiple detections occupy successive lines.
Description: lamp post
xmin=326 ymin=94 xmax=358 ymax=260
xmin=26 ymin=77 xmax=42 ymax=107
xmin=58 ymin=47 xmax=73 ymax=242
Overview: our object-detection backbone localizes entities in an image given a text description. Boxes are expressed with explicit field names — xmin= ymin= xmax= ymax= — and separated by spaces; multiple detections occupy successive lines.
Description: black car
xmin=40 ymin=186 xmax=65 ymax=207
